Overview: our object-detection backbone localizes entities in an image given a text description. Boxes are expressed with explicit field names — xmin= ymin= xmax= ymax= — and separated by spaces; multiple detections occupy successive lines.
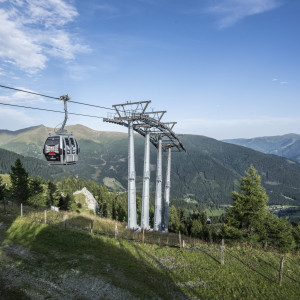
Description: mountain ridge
xmin=224 ymin=133 xmax=300 ymax=163
xmin=1 ymin=125 xmax=300 ymax=206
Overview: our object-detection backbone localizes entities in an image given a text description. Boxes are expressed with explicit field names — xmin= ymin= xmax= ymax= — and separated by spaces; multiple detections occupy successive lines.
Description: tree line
xmin=1 ymin=159 xmax=299 ymax=251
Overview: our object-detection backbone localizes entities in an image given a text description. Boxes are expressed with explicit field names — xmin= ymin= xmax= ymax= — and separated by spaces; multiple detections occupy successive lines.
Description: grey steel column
xmin=163 ymin=147 xmax=171 ymax=232
xmin=141 ymin=130 xmax=150 ymax=230
xmin=128 ymin=120 xmax=137 ymax=229
xmin=154 ymin=137 xmax=162 ymax=231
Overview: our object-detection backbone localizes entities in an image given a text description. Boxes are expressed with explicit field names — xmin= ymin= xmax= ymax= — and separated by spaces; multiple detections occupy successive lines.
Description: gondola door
xmin=64 ymin=136 xmax=72 ymax=164
xmin=69 ymin=136 xmax=78 ymax=163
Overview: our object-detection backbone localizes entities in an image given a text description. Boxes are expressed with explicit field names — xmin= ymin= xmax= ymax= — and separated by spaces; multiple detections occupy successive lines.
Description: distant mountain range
xmin=224 ymin=133 xmax=300 ymax=163
xmin=1 ymin=125 xmax=300 ymax=207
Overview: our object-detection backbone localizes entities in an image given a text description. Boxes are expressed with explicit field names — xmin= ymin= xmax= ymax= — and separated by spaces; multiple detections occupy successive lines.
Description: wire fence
xmin=1 ymin=202 xmax=300 ymax=288
xmin=0 ymin=202 xmax=206 ymax=249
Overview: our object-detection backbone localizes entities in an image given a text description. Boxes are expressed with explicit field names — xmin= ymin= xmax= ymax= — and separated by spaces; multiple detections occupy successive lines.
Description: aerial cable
xmin=0 ymin=102 xmax=104 ymax=119
xmin=0 ymin=84 xmax=115 ymax=111
xmin=68 ymin=100 xmax=115 ymax=111
xmin=0 ymin=84 xmax=59 ymax=100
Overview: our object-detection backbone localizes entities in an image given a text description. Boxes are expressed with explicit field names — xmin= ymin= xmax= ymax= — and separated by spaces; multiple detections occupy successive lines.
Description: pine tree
xmin=29 ymin=177 xmax=44 ymax=196
xmin=226 ymin=165 xmax=268 ymax=236
xmin=10 ymin=158 xmax=30 ymax=204
xmin=223 ymin=165 xmax=296 ymax=250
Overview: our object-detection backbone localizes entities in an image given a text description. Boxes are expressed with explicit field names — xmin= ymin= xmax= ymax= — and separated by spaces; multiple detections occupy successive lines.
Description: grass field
xmin=1 ymin=210 xmax=300 ymax=299
xmin=0 ymin=174 xmax=11 ymax=187
xmin=205 ymin=207 xmax=226 ymax=217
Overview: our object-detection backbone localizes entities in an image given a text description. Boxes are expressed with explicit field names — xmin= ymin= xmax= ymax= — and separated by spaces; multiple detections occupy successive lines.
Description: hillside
xmin=0 ymin=213 xmax=299 ymax=299
xmin=224 ymin=134 xmax=300 ymax=163
xmin=0 ymin=148 xmax=71 ymax=181
xmin=1 ymin=125 xmax=300 ymax=206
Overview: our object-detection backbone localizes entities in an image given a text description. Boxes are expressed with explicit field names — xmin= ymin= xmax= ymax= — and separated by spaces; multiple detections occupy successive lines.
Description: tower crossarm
xmin=112 ymin=101 xmax=151 ymax=119
xmin=104 ymin=102 xmax=185 ymax=152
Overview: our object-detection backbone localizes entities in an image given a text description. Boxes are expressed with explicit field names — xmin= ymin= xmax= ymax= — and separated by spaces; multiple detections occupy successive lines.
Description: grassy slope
xmin=0 ymin=174 xmax=10 ymax=186
xmin=0 ymin=214 xmax=300 ymax=300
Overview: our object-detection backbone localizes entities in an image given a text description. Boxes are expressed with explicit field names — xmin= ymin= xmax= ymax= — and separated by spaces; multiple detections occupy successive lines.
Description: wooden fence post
xmin=183 ymin=240 xmax=185 ymax=248
xmin=64 ymin=215 xmax=67 ymax=229
xmin=44 ymin=210 xmax=47 ymax=224
xmin=90 ymin=218 xmax=94 ymax=234
xmin=179 ymin=231 xmax=182 ymax=250
xmin=221 ymin=239 xmax=225 ymax=265
xmin=115 ymin=223 xmax=118 ymax=239
xmin=279 ymin=255 xmax=284 ymax=286
xmin=21 ymin=203 xmax=23 ymax=217
xmin=142 ymin=224 xmax=145 ymax=244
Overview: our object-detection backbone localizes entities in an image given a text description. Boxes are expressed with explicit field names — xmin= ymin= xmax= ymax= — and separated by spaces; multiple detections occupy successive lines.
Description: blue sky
xmin=0 ymin=0 xmax=299 ymax=139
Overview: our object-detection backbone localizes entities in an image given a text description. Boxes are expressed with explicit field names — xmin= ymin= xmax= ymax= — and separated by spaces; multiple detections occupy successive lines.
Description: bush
xmin=293 ymin=223 xmax=300 ymax=249
xmin=27 ymin=194 xmax=47 ymax=208
xmin=221 ymin=224 xmax=242 ymax=240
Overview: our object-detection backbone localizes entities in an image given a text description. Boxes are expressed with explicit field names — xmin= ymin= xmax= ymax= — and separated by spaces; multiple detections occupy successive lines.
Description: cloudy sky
xmin=0 ymin=0 xmax=299 ymax=139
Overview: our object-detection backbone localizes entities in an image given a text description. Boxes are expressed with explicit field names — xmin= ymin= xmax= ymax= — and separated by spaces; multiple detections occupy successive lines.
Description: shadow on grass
xmin=1 ymin=215 xmax=187 ymax=299
xmin=0 ymin=276 xmax=31 ymax=300
xmin=226 ymin=248 xmax=277 ymax=284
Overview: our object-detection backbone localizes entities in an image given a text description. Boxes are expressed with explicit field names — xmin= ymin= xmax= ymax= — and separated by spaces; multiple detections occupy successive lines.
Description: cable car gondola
xmin=43 ymin=94 xmax=80 ymax=165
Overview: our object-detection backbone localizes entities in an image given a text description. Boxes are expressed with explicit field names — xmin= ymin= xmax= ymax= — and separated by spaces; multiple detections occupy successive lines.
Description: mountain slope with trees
xmin=0 ymin=148 xmax=70 ymax=180
xmin=1 ymin=125 xmax=300 ymax=206
xmin=224 ymin=133 xmax=300 ymax=163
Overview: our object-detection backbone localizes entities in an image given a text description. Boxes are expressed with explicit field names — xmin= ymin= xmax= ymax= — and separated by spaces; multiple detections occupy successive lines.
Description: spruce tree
xmin=29 ymin=177 xmax=44 ymax=196
xmin=10 ymin=158 xmax=30 ymax=204
xmin=226 ymin=165 xmax=268 ymax=236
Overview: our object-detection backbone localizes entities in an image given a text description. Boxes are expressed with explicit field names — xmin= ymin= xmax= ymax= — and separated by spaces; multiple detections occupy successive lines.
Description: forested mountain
xmin=224 ymin=134 xmax=300 ymax=163
xmin=1 ymin=125 xmax=300 ymax=206
xmin=0 ymin=148 xmax=71 ymax=180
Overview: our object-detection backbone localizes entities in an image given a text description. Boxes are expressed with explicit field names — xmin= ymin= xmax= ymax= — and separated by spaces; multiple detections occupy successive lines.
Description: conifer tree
xmin=10 ymin=158 xmax=30 ymax=204
xmin=223 ymin=165 xmax=295 ymax=250
xmin=29 ymin=176 xmax=44 ymax=196
xmin=226 ymin=165 xmax=268 ymax=236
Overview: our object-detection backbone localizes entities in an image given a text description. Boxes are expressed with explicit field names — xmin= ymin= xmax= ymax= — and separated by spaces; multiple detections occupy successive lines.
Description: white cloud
xmin=0 ymin=88 xmax=44 ymax=103
xmin=0 ymin=9 xmax=47 ymax=72
xmin=24 ymin=0 xmax=78 ymax=27
xmin=207 ymin=0 xmax=282 ymax=28
xmin=272 ymin=78 xmax=288 ymax=84
xmin=0 ymin=0 xmax=89 ymax=73
xmin=0 ymin=107 xmax=37 ymax=129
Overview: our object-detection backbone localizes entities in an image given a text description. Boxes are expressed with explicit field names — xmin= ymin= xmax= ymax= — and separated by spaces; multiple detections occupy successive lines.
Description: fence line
xmin=0 ymin=203 xmax=209 ymax=248
xmin=2 ymin=203 xmax=300 ymax=256
xmin=1 ymin=203 xmax=300 ymax=287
